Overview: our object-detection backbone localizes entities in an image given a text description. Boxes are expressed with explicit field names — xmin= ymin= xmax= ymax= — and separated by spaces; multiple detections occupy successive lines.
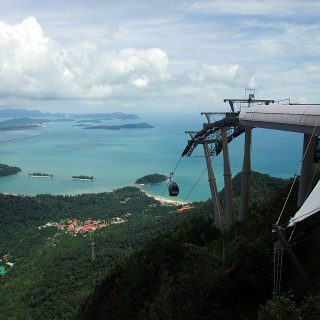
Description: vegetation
xmin=78 ymin=172 xmax=320 ymax=320
xmin=72 ymin=175 xmax=95 ymax=180
xmin=0 ymin=187 xmax=187 ymax=319
xmin=0 ymin=164 xmax=21 ymax=176
xmin=259 ymin=294 xmax=320 ymax=320
xmin=29 ymin=172 xmax=53 ymax=178
xmin=1 ymin=171 xmax=320 ymax=319
xmin=135 ymin=173 xmax=168 ymax=184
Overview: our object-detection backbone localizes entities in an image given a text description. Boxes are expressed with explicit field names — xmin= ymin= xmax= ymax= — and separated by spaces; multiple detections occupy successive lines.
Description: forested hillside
xmin=1 ymin=172 xmax=319 ymax=319
xmin=78 ymin=173 xmax=320 ymax=320
xmin=0 ymin=187 xmax=188 ymax=319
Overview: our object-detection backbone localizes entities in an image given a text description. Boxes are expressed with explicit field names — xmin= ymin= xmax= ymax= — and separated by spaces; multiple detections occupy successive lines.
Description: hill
xmin=0 ymin=164 xmax=21 ymax=176
xmin=135 ymin=173 xmax=168 ymax=184
xmin=0 ymin=108 xmax=54 ymax=118
xmin=0 ymin=109 xmax=138 ymax=121
xmin=78 ymin=172 xmax=320 ymax=320
xmin=0 ymin=187 xmax=187 ymax=319
xmin=75 ymin=112 xmax=139 ymax=120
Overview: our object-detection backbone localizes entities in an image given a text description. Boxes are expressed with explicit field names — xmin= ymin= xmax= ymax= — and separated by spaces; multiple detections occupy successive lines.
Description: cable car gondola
xmin=168 ymin=181 xmax=179 ymax=196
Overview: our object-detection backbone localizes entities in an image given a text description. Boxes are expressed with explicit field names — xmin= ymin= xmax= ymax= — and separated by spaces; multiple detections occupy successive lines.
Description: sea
xmin=0 ymin=113 xmax=303 ymax=202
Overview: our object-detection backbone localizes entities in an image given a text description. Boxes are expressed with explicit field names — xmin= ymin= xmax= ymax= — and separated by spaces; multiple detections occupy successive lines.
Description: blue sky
xmin=0 ymin=0 xmax=319 ymax=113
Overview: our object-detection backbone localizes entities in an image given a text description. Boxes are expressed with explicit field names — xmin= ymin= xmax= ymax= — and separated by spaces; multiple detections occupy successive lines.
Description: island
xmin=0 ymin=164 xmax=21 ymax=177
xmin=135 ymin=173 xmax=168 ymax=184
xmin=72 ymin=175 xmax=95 ymax=181
xmin=72 ymin=124 xmax=91 ymax=127
xmin=75 ymin=112 xmax=139 ymax=120
xmin=0 ymin=117 xmax=74 ymax=131
xmin=29 ymin=172 xmax=53 ymax=178
xmin=0 ymin=118 xmax=49 ymax=131
xmin=76 ymin=120 xmax=102 ymax=124
xmin=83 ymin=123 xmax=154 ymax=130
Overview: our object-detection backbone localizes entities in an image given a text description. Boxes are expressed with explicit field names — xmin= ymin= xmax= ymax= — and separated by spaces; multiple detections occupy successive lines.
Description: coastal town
xmin=39 ymin=217 xmax=126 ymax=236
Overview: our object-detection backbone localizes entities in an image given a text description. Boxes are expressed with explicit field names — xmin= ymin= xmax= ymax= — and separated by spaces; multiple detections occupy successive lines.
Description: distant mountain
xmin=0 ymin=118 xmax=49 ymax=131
xmin=0 ymin=108 xmax=63 ymax=118
xmin=83 ymin=123 xmax=154 ymax=130
xmin=75 ymin=112 xmax=139 ymax=120
xmin=0 ymin=109 xmax=140 ymax=121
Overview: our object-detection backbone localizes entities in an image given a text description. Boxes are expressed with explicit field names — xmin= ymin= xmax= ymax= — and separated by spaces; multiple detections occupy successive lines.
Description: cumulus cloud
xmin=0 ymin=17 xmax=170 ymax=100
xmin=132 ymin=77 xmax=150 ymax=88
xmin=191 ymin=63 xmax=255 ymax=87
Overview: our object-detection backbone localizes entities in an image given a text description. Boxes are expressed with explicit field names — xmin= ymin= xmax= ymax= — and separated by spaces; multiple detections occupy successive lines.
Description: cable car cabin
xmin=168 ymin=182 xmax=179 ymax=196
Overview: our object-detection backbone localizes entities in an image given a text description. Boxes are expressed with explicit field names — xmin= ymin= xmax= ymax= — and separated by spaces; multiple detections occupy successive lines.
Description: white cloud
xmin=132 ymin=77 xmax=150 ymax=88
xmin=185 ymin=0 xmax=320 ymax=16
xmin=191 ymin=64 xmax=255 ymax=87
xmin=0 ymin=17 xmax=170 ymax=100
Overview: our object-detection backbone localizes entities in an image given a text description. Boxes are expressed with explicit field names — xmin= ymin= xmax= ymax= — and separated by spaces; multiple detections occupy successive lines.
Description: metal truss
xmin=182 ymin=112 xmax=244 ymax=157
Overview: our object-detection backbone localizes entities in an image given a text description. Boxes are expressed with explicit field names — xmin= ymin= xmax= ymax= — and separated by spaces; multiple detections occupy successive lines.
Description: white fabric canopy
xmin=289 ymin=179 xmax=320 ymax=226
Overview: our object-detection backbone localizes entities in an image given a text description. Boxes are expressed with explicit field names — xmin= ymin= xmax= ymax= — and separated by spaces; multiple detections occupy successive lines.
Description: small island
xmin=29 ymin=172 xmax=53 ymax=178
xmin=0 ymin=164 xmax=21 ymax=177
xmin=72 ymin=175 xmax=95 ymax=181
xmin=135 ymin=173 xmax=168 ymax=184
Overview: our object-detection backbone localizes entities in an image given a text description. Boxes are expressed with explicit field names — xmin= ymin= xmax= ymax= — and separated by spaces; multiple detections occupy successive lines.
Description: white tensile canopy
xmin=289 ymin=179 xmax=320 ymax=227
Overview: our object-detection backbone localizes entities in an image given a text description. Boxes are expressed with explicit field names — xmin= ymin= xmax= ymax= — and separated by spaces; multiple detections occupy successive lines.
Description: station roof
xmin=239 ymin=104 xmax=320 ymax=134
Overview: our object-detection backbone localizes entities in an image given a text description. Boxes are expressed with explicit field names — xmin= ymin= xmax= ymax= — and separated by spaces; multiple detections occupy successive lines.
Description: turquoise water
xmin=0 ymin=114 xmax=303 ymax=201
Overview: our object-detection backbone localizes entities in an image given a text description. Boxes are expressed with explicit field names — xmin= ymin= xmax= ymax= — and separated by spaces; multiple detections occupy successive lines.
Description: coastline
xmin=29 ymin=175 xmax=53 ymax=178
xmin=0 ymin=133 xmax=39 ymax=143
xmin=0 ymin=185 xmax=188 ymax=205
xmin=137 ymin=186 xmax=188 ymax=205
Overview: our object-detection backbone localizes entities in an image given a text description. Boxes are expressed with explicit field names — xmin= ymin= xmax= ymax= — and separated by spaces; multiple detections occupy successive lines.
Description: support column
xmin=298 ymin=134 xmax=315 ymax=207
xmin=239 ymin=128 xmax=252 ymax=222
xmin=203 ymin=142 xmax=223 ymax=231
xmin=221 ymin=127 xmax=235 ymax=228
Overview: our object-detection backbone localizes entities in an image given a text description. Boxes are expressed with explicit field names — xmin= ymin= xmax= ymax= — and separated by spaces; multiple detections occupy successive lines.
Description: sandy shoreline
xmin=0 ymin=183 xmax=188 ymax=204
xmin=141 ymin=189 xmax=188 ymax=205
xmin=29 ymin=175 xmax=53 ymax=178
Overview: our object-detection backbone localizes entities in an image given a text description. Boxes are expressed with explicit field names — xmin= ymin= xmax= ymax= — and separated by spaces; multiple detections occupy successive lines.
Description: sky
xmin=0 ymin=0 xmax=319 ymax=113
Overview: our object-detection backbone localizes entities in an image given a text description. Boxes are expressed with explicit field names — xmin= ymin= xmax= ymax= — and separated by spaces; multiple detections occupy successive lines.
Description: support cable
xmin=275 ymin=252 xmax=280 ymax=295
xmin=277 ymin=251 xmax=284 ymax=295
xmin=305 ymin=161 xmax=320 ymax=198
xmin=183 ymin=167 xmax=207 ymax=202
xmin=290 ymin=234 xmax=316 ymax=247
xmin=273 ymin=250 xmax=284 ymax=296
xmin=276 ymin=124 xmax=318 ymax=226
xmin=280 ymin=207 xmax=320 ymax=229
xmin=161 ymin=156 xmax=182 ymax=197
xmin=288 ymin=225 xmax=296 ymax=243
xmin=273 ymin=251 xmax=279 ymax=296
xmin=273 ymin=252 xmax=276 ymax=296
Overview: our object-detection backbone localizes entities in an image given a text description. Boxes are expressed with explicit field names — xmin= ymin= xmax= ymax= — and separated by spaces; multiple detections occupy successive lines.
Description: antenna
xmin=245 ymin=88 xmax=255 ymax=99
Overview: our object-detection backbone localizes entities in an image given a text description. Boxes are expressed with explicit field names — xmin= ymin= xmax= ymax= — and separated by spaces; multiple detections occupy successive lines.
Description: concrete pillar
xmin=221 ymin=127 xmax=235 ymax=227
xmin=203 ymin=142 xmax=223 ymax=231
xmin=239 ymin=128 xmax=252 ymax=222
xmin=298 ymin=134 xmax=315 ymax=207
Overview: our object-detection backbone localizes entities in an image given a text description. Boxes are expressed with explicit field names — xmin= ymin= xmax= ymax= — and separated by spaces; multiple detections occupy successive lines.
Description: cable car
xmin=168 ymin=182 xmax=179 ymax=196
